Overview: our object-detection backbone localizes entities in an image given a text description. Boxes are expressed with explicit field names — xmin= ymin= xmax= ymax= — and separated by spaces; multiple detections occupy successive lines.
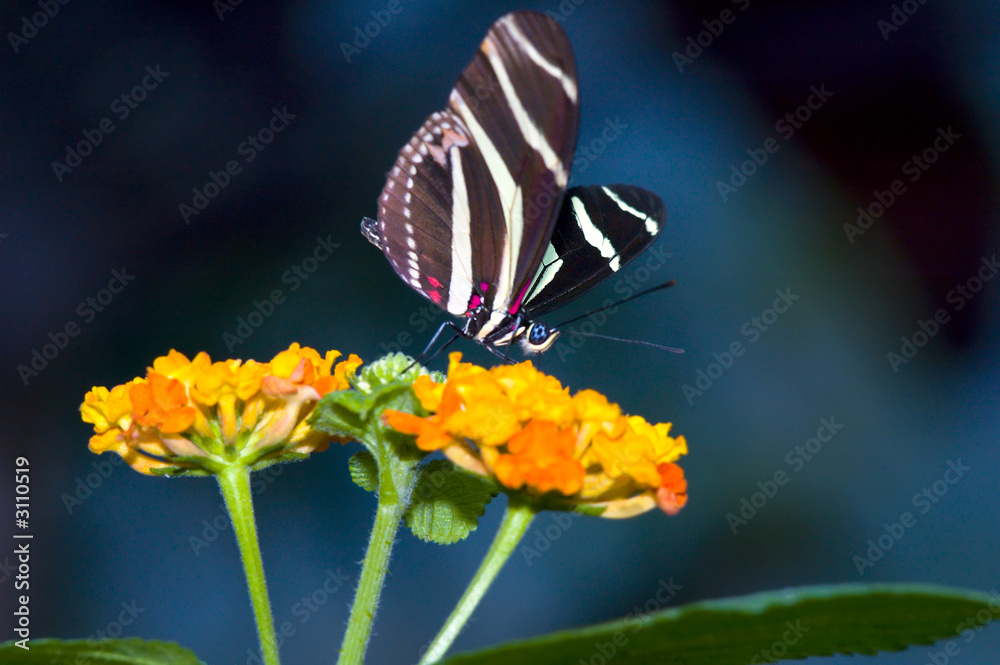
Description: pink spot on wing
xmin=469 ymin=294 xmax=482 ymax=309
xmin=428 ymin=276 xmax=443 ymax=288
xmin=508 ymin=282 xmax=531 ymax=315
xmin=429 ymin=291 xmax=442 ymax=304
xmin=480 ymin=281 xmax=489 ymax=292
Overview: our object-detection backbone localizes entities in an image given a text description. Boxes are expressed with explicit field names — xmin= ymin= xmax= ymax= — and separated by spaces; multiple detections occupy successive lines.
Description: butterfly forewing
xmin=521 ymin=184 xmax=665 ymax=317
xmin=376 ymin=11 xmax=579 ymax=322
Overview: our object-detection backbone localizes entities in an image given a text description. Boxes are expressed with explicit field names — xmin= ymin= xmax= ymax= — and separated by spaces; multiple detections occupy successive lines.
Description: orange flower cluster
xmin=385 ymin=353 xmax=688 ymax=518
xmin=81 ymin=344 xmax=362 ymax=475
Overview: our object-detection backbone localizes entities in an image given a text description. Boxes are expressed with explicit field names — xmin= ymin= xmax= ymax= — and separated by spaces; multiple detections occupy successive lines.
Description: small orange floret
xmin=655 ymin=462 xmax=688 ymax=515
xmin=384 ymin=410 xmax=453 ymax=452
xmin=329 ymin=353 xmax=363 ymax=393
xmin=270 ymin=345 xmax=361 ymax=396
xmin=493 ymin=419 xmax=584 ymax=495
xmin=129 ymin=373 xmax=196 ymax=433
xmin=411 ymin=375 xmax=445 ymax=411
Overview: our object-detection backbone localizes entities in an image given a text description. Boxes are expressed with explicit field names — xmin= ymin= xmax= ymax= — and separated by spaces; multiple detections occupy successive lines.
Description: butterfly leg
xmin=415 ymin=321 xmax=467 ymax=366
xmin=418 ymin=320 xmax=519 ymax=367
xmin=482 ymin=343 xmax=519 ymax=366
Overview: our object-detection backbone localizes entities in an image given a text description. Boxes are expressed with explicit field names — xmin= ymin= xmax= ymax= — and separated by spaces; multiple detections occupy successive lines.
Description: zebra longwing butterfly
xmin=362 ymin=11 xmax=667 ymax=359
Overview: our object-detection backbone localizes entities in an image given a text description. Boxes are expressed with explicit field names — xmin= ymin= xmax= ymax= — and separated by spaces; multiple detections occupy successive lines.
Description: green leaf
xmin=349 ymin=450 xmax=379 ymax=492
xmin=311 ymin=382 xmax=411 ymax=443
xmin=405 ymin=459 xmax=498 ymax=544
xmin=309 ymin=353 xmax=446 ymax=453
xmin=440 ymin=584 xmax=998 ymax=665
xmin=0 ymin=638 xmax=205 ymax=664
xmin=310 ymin=355 xmax=441 ymax=474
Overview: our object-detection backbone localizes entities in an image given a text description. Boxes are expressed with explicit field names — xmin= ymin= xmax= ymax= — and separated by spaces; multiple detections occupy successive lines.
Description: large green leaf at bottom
xmin=0 ymin=638 xmax=204 ymax=664
xmin=441 ymin=584 xmax=997 ymax=665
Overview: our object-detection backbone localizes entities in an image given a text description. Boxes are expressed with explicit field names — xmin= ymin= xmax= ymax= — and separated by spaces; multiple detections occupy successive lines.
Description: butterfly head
xmin=519 ymin=321 xmax=560 ymax=354
xmin=360 ymin=217 xmax=383 ymax=249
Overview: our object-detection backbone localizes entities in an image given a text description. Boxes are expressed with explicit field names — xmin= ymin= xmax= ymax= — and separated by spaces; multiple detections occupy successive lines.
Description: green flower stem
xmin=217 ymin=465 xmax=281 ymax=665
xmin=419 ymin=498 xmax=538 ymax=665
xmin=338 ymin=452 xmax=412 ymax=665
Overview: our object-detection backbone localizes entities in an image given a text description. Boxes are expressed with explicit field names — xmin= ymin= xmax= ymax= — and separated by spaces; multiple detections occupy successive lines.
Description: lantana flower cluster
xmin=386 ymin=353 xmax=688 ymax=518
xmin=80 ymin=344 xmax=362 ymax=476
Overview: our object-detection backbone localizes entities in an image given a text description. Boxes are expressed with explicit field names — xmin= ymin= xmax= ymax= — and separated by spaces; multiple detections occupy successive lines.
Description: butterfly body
xmin=363 ymin=11 xmax=667 ymax=358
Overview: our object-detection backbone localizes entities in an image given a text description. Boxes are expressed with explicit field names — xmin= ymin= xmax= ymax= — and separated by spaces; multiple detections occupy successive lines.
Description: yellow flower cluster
xmin=80 ymin=344 xmax=362 ymax=475
xmin=386 ymin=353 xmax=687 ymax=518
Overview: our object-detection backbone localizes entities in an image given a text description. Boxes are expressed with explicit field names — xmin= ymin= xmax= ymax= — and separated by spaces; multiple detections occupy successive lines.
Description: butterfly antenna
xmin=556 ymin=280 xmax=677 ymax=327
xmin=568 ymin=331 xmax=683 ymax=354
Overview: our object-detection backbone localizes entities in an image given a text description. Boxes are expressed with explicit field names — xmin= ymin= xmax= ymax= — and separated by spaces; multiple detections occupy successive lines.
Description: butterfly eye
xmin=529 ymin=324 xmax=550 ymax=344
xmin=520 ymin=323 xmax=559 ymax=354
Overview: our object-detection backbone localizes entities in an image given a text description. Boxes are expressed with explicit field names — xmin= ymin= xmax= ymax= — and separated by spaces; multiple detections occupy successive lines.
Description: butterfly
xmin=362 ymin=11 xmax=667 ymax=361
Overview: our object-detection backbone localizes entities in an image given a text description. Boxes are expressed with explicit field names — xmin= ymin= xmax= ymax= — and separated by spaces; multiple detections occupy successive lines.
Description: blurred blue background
xmin=2 ymin=0 xmax=1000 ymax=663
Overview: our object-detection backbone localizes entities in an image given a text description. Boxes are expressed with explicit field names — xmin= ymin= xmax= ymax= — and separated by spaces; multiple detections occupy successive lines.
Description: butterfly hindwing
xmin=521 ymin=184 xmax=666 ymax=318
xmin=376 ymin=11 xmax=579 ymax=320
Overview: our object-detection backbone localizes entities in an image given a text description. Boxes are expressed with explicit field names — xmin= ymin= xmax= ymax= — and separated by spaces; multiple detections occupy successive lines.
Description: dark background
xmin=2 ymin=0 xmax=1000 ymax=663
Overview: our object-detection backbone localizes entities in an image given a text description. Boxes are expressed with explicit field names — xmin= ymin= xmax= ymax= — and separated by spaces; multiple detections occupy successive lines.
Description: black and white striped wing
xmin=373 ymin=11 xmax=579 ymax=318
xmin=521 ymin=184 xmax=665 ymax=317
